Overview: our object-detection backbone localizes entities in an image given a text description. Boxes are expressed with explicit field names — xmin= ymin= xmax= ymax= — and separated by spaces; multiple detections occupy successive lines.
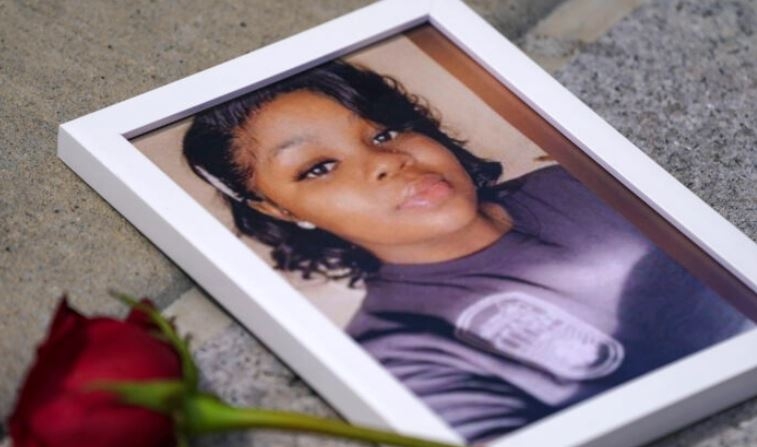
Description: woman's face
xmin=233 ymin=90 xmax=484 ymax=263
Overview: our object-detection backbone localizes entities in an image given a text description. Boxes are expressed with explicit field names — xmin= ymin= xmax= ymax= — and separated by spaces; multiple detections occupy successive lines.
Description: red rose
xmin=9 ymin=297 xmax=182 ymax=447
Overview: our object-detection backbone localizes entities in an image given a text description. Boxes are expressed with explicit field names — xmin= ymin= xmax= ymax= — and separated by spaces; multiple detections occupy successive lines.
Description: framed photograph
xmin=58 ymin=0 xmax=757 ymax=445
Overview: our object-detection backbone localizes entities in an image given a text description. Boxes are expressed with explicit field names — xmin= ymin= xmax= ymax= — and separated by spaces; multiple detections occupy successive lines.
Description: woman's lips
xmin=398 ymin=174 xmax=454 ymax=210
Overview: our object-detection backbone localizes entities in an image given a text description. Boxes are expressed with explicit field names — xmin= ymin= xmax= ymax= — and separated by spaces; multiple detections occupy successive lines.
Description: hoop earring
xmin=296 ymin=220 xmax=316 ymax=230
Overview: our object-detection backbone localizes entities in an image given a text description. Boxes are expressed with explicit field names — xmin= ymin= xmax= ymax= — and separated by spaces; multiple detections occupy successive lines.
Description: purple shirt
xmin=346 ymin=166 xmax=751 ymax=442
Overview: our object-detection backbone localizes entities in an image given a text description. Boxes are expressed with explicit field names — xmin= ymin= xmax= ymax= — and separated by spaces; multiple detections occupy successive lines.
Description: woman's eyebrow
xmin=267 ymin=135 xmax=313 ymax=161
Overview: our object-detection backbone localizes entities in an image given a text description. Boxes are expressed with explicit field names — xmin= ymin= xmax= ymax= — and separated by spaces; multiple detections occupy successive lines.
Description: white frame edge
xmin=58 ymin=0 xmax=757 ymax=446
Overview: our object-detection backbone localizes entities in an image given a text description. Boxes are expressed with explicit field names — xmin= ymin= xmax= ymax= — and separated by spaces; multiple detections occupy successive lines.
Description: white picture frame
xmin=57 ymin=1 xmax=757 ymax=446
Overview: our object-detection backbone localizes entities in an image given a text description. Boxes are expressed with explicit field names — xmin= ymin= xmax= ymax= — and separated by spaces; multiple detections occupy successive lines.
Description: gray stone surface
xmin=518 ymin=0 xmax=650 ymax=72
xmin=466 ymin=0 xmax=565 ymax=39
xmin=553 ymin=1 xmax=757 ymax=445
xmin=191 ymin=325 xmax=361 ymax=447
xmin=556 ymin=0 xmax=756 ymax=242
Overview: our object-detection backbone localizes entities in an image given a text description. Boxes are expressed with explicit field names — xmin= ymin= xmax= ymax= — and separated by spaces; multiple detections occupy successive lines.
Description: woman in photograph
xmin=182 ymin=61 xmax=751 ymax=443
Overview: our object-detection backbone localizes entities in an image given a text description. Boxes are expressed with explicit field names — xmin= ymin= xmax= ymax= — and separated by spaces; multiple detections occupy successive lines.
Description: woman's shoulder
xmin=493 ymin=165 xmax=594 ymax=216
xmin=497 ymin=164 xmax=583 ymax=196
xmin=492 ymin=164 xmax=622 ymax=237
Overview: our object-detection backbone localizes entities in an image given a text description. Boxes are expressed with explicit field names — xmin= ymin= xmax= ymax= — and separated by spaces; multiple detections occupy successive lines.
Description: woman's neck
xmin=374 ymin=204 xmax=512 ymax=265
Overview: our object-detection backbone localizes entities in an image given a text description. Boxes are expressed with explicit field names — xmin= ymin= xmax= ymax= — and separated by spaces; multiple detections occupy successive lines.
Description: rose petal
xmin=46 ymin=297 xmax=86 ymax=346
xmin=65 ymin=320 xmax=181 ymax=385
xmin=10 ymin=298 xmax=183 ymax=447
xmin=28 ymin=390 xmax=175 ymax=447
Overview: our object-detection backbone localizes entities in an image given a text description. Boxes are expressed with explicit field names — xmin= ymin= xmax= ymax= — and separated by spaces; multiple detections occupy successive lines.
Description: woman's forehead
xmin=252 ymin=90 xmax=355 ymax=123
xmin=235 ymin=91 xmax=363 ymax=154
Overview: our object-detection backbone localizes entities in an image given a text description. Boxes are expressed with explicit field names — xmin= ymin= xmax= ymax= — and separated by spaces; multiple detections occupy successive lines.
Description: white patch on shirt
xmin=455 ymin=292 xmax=624 ymax=381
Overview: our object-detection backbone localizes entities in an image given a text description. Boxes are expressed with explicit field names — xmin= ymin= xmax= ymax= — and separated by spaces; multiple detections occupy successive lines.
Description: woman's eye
xmin=298 ymin=160 xmax=337 ymax=180
xmin=372 ymin=129 xmax=399 ymax=144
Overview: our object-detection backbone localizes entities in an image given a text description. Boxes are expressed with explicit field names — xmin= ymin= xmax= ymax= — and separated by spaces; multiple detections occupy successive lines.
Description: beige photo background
xmin=132 ymin=32 xmax=553 ymax=328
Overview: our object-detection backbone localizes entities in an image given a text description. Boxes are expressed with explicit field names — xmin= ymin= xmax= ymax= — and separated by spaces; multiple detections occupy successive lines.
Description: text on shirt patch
xmin=454 ymin=292 xmax=624 ymax=381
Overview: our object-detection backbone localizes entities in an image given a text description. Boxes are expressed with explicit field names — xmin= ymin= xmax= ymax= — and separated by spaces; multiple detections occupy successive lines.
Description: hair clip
xmin=194 ymin=165 xmax=244 ymax=202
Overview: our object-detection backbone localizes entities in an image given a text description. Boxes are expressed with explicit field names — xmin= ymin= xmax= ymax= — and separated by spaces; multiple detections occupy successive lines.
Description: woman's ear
xmin=247 ymin=198 xmax=316 ymax=230
xmin=245 ymin=198 xmax=293 ymax=222
xmin=246 ymin=198 xmax=317 ymax=230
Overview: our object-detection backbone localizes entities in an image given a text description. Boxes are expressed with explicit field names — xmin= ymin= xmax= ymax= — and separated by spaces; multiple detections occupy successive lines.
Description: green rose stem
xmin=107 ymin=291 xmax=460 ymax=447
xmin=182 ymin=392 xmax=458 ymax=447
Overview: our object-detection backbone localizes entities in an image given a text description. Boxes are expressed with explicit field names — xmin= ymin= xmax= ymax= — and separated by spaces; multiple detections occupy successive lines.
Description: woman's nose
xmin=369 ymin=148 xmax=412 ymax=181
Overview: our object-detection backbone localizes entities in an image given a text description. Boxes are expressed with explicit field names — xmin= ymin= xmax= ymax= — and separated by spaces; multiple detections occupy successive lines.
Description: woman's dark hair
xmin=183 ymin=60 xmax=502 ymax=285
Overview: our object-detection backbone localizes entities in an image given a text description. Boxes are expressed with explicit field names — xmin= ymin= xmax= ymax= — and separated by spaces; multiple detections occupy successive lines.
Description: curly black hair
xmin=183 ymin=60 xmax=502 ymax=285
